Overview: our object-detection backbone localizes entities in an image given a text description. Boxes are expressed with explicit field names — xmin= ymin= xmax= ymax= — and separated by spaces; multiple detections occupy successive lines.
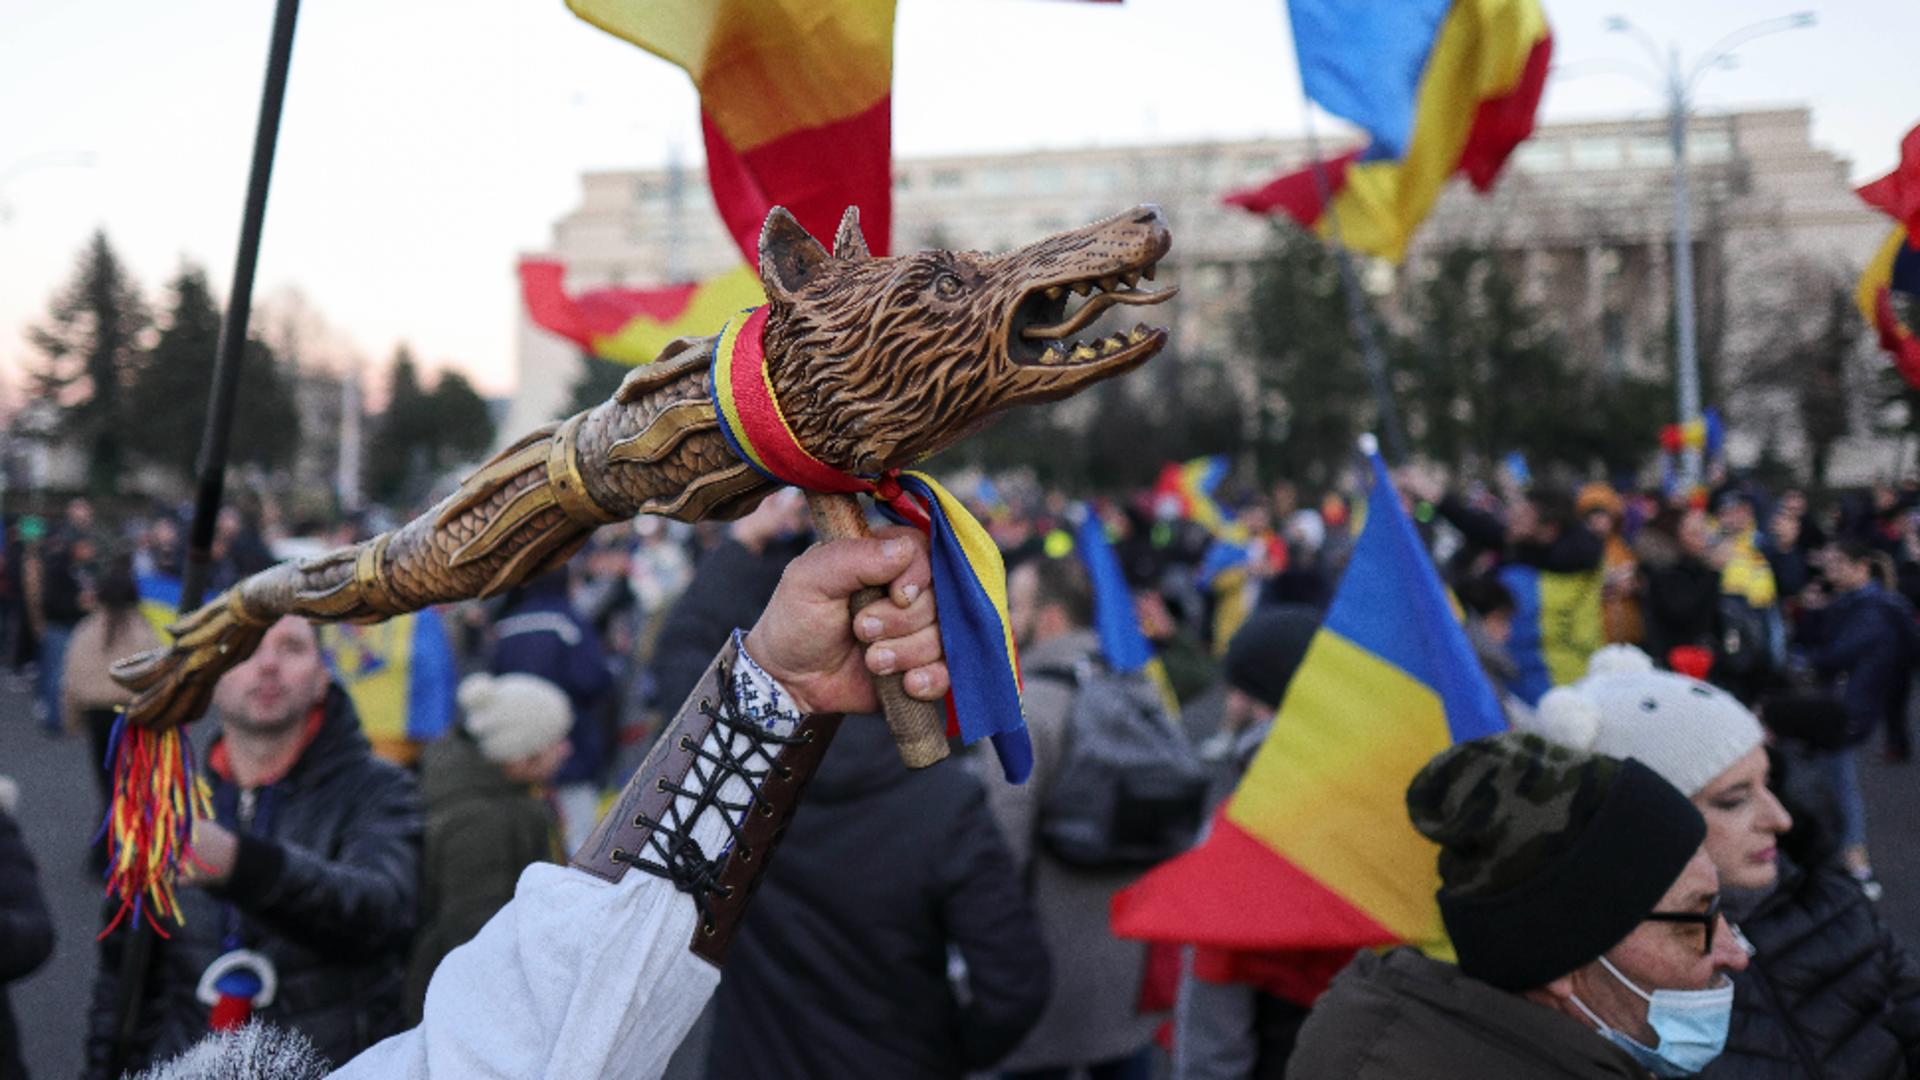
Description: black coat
xmin=1705 ymin=859 xmax=1920 ymax=1079
xmin=85 ymin=687 xmax=423 ymax=1077
xmin=0 ymin=808 xmax=54 ymax=1080
xmin=707 ymin=718 xmax=1051 ymax=1080
xmin=646 ymin=536 xmax=804 ymax=720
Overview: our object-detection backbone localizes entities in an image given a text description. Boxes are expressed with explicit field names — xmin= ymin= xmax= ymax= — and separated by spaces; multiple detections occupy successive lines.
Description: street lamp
xmin=1603 ymin=13 xmax=1815 ymax=493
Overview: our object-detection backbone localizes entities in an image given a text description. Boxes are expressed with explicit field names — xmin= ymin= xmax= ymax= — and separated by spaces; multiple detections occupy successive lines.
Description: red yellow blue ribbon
xmin=711 ymin=307 xmax=1032 ymax=783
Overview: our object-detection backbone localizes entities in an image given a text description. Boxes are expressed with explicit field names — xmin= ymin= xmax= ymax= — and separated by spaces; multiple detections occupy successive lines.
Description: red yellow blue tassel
xmin=99 ymin=711 xmax=212 ymax=939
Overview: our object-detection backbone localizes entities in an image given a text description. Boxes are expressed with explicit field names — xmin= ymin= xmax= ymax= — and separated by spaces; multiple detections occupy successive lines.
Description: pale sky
xmin=2 ymin=0 xmax=1912 ymax=402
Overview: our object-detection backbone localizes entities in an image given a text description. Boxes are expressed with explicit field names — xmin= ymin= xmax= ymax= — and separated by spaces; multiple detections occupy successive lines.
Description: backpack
xmin=1028 ymin=657 xmax=1209 ymax=869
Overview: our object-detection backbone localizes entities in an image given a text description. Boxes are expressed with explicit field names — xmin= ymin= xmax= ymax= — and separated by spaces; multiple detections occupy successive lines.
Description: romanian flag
xmin=568 ymin=0 xmax=896 ymax=263
xmin=1153 ymin=456 xmax=1230 ymax=535
xmin=1857 ymin=126 xmax=1920 ymax=388
xmin=519 ymin=260 xmax=764 ymax=366
xmin=1225 ymin=0 xmax=1552 ymax=262
xmin=317 ymin=613 xmax=457 ymax=766
xmin=1112 ymin=443 xmax=1506 ymax=1002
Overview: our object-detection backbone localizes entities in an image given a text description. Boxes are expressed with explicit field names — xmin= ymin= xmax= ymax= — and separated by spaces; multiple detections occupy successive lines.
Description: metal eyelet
xmin=757 ymin=803 xmax=774 ymax=818
xmin=611 ymin=847 xmax=630 ymax=862
xmin=633 ymin=814 xmax=648 ymax=828
xmin=702 ymin=922 xmax=717 ymax=937
xmin=678 ymin=736 xmax=694 ymax=751
xmin=739 ymin=848 xmax=752 ymax=863
xmin=799 ymin=730 xmax=815 ymax=744
xmin=656 ymin=778 xmax=670 ymax=793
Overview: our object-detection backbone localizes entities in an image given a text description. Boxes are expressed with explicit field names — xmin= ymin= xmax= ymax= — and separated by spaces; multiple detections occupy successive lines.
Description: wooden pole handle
xmin=805 ymin=491 xmax=951 ymax=769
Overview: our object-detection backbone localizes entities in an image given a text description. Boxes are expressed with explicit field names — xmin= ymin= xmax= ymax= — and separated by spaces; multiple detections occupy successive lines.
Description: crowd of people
xmin=0 ymin=455 xmax=1917 ymax=1078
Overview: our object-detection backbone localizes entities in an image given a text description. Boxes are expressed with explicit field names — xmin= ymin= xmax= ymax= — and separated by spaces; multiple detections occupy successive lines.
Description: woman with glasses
xmin=1528 ymin=646 xmax=1920 ymax=1078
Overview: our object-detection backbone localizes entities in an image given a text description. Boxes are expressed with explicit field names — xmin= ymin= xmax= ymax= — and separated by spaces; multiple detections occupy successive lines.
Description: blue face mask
xmin=1570 ymin=956 xmax=1733 ymax=1077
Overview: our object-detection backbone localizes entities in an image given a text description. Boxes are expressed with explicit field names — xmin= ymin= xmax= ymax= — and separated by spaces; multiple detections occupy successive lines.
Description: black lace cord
xmin=612 ymin=673 xmax=811 ymax=934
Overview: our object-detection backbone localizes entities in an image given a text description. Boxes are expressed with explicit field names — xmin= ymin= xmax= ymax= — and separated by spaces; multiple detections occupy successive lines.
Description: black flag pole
xmin=109 ymin=0 xmax=302 ymax=1069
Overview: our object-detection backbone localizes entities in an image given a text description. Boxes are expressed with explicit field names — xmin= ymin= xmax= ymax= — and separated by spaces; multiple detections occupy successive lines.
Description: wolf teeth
xmin=1045 ymin=285 xmax=1065 ymax=301
xmin=1128 ymin=326 xmax=1147 ymax=344
xmin=1073 ymin=344 xmax=1098 ymax=361
xmin=1099 ymin=275 xmax=1119 ymax=292
xmin=1071 ymin=281 xmax=1093 ymax=297
xmin=1143 ymin=265 xmax=1157 ymax=281
xmin=1120 ymin=271 xmax=1140 ymax=288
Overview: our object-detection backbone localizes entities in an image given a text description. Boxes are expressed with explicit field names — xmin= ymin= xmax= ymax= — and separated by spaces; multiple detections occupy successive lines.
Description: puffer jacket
xmin=85 ymin=686 xmax=422 ymax=1078
xmin=1704 ymin=858 xmax=1920 ymax=1079
xmin=1286 ymin=948 xmax=1648 ymax=1079
xmin=0 ymin=807 xmax=55 ymax=1080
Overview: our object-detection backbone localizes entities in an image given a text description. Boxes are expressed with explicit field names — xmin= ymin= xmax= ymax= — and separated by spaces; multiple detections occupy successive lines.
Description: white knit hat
xmin=1523 ymin=645 xmax=1764 ymax=796
xmin=459 ymin=673 xmax=573 ymax=764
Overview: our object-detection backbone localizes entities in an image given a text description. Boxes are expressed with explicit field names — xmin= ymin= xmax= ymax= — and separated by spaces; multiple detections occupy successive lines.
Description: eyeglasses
xmin=1645 ymin=894 xmax=1723 ymax=956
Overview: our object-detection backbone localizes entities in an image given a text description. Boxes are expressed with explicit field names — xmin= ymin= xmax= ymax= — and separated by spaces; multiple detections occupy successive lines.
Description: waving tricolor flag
xmin=1226 ymin=0 xmax=1552 ymax=262
xmin=568 ymin=0 xmax=897 ymax=264
xmin=519 ymin=260 xmax=764 ymax=366
xmin=1112 ymin=440 xmax=1506 ymax=1003
xmin=1857 ymin=123 xmax=1920 ymax=388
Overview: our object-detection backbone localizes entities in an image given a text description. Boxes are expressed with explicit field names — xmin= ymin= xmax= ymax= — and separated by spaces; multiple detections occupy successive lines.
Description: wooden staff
xmin=805 ymin=492 xmax=950 ymax=767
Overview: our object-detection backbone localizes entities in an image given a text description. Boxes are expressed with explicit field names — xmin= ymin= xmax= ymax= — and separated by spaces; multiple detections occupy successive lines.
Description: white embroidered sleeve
xmin=333 ymin=630 xmax=800 ymax=1080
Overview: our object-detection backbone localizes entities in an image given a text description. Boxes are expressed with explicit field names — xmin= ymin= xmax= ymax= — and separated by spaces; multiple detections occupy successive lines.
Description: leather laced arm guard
xmin=570 ymin=635 xmax=841 ymax=966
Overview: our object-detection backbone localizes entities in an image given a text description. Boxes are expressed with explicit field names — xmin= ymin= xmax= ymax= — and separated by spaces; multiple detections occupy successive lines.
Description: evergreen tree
xmin=1400 ymin=244 xmax=1662 ymax=477
xmin=1237 ymin=222 xmax=1374 ymax=489
xmin=426 ymin=371 xmax=495 ymax=465
xmin=28 ymin=231 xmax=151 ymax=492
xmin=130 ymin=264 xmax=302 ymax=485
xmin=367 ymin=348 xmax=430 ymax=505
xmin=365 ymin=347 xmax=496 ymax=506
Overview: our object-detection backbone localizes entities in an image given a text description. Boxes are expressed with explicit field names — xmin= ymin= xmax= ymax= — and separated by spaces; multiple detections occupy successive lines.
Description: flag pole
xmin=109 ymin=0 xmax=302 ymax=1069
xmin=1297 ymin=109 xmax=1409 ymax=466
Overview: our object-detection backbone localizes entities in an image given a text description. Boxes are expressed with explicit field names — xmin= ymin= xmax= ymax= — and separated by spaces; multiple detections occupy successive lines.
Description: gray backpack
xmin=1030 ymin=657 xmax=1209 ymax=869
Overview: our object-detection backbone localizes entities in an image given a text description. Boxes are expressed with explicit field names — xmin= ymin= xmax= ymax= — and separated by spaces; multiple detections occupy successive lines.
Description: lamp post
xmin=1603 ymin=12 xmax=1815 ymax=493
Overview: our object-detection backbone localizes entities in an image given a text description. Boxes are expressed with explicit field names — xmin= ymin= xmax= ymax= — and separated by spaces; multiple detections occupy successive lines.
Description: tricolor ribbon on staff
xmin=710 ymin=306 xmax=1033 ymax=784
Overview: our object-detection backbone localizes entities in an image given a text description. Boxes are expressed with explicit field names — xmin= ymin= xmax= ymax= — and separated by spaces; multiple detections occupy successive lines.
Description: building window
xmin=1690 ymin=129 xmax=1734 ymax=163
xmin=1625 ymin=137 xmax=1671 ymax=168
xmin=930 ymin=169 xmax=965 ymax=191
xmin=1571 ymin=138 xmax=1622 ymax=170
xmin=1512 ymin=141 xmax=1563 ymax=173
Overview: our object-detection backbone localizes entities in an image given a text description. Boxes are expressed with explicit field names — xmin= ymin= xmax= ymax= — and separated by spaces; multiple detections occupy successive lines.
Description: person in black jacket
xmin=0 ymin=798 xmax=54 ymax=1080
xmin=644 ymin=490 xmax=810 ymax=736
xmin=1636 ymin=508 xmax=1723 ymax=669
xmin=85 ymin=615 xmax=422 ymax=1078
xmin=706 ymin=715 xmax=1049 ymax=1080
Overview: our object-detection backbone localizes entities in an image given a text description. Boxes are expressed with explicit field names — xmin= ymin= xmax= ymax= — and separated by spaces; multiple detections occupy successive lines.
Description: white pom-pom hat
xmin=1519 ymin=646 xmax=1763 ymax=796
xmin=459 ymin=673 xmax=573 ymax=765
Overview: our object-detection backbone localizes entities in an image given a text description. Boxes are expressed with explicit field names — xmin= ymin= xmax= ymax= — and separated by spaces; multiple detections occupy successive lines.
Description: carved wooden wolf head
xmin=758 ymin=204 xmax=1177 ymax=475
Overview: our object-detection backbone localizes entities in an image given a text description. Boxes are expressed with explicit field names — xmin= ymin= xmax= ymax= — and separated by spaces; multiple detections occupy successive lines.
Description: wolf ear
xmin=833 ymin=206 xmax=871 ymax=261
xmin=759 ymin=207 xmax=831 ymax=301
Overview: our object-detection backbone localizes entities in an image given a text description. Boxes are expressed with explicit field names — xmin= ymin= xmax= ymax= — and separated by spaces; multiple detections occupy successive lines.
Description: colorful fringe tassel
xmin=99 ymin=711 xmax=212 ymax=939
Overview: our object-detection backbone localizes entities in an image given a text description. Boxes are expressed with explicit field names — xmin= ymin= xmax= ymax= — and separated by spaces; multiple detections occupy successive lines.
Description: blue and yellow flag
xmin=317 ymin=613 xmax=457 ymax=764
xmin=1115 ymin=441 xmax=1506 ymax=991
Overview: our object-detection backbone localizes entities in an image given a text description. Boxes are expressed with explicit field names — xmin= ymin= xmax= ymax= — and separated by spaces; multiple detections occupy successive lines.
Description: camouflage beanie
xmin=1406 ymin=731 xmax=1705 ymax=990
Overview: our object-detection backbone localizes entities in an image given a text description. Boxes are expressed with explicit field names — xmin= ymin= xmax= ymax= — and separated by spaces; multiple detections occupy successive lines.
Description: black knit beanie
xmin=1405 ymin=732 xmax=1705 ymax=990
xmin=1223 ymin=605 xmax=1320 ymax=710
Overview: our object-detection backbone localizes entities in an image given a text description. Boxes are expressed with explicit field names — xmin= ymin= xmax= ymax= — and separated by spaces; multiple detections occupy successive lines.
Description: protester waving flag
xmin=567 ymin=0 xmax=897 ymax=264
xmin=1225 ymin=0 xmax=1552 ymax=262
xmin=518 ymin=261 xmax=764 ymax=365
xmin=1112 ymin=437 xmax=1506 ymax=1003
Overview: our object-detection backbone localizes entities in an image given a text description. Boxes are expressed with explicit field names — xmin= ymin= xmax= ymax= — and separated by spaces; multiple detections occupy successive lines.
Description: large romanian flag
xmin=518 ymin=259 xmax=764 ymax=366
xmin=1857 ymin=124 xmax=1920 ymax=388
xmin=1112 ymin=443 xmax=1506 ymax=1002
xmin=1225 ymin=0 xmax=1552 ymax=262
xmin=568 ymin=0 xmax=896 ymax=263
